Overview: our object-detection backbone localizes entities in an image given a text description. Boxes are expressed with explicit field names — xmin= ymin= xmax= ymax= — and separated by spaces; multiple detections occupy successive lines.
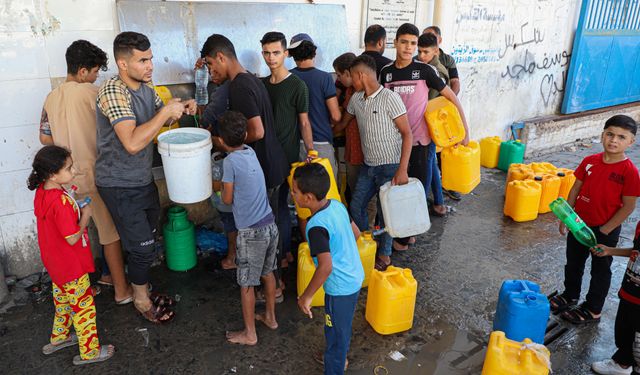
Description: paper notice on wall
xmin=364 ymin=0 xmax=418 ymax=47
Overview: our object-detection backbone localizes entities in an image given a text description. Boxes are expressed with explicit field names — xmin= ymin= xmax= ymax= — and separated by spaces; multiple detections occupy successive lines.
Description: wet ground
xmin=1 ymin=139 xmax=639 ymax=374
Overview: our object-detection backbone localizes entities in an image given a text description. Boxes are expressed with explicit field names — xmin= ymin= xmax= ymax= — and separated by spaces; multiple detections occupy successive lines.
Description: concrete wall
xmin=0 ymin=0 xmax=119 ymax=278
xmin=435 ymin=0 xmax=581 ymax=141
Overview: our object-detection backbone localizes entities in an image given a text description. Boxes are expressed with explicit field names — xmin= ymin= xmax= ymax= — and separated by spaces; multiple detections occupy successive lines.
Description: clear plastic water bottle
xmin=195 ymin=65 xmax=209 ymax=106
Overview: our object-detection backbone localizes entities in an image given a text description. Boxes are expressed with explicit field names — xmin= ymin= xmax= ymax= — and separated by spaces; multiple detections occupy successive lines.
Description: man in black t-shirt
xmin=201 ymin=34 xmax=288 ymax=190
xmin=361 ymin=24 xmax=392 ymax=79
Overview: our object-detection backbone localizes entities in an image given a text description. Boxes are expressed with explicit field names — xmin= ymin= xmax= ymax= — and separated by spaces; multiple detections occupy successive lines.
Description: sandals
xmin=139 ymin=304 xmax=175 ymax=324
xmin=561 ymin=303 xmax=601 ymax=324
xmin=73 ymin=344 xmax=115 ymax=366
xmin=548 ymin=293 xmax=578 ymax=313
xmin=150 ymin=292 xmax=176 ymax=308
xmin=42 ymin=333 xmax=78 ymax=355
xmin=374 ymin=257 xmax=391 ymax=271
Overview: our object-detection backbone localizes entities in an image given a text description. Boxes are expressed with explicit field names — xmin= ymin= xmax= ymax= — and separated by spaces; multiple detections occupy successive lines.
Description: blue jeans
xmin=349 ymin=163 xmax=398 ymax=256
xmin=324 ymin=291 xmax=359 ymax=375
xmin=428 ymin=142 xmax=444 ymax=206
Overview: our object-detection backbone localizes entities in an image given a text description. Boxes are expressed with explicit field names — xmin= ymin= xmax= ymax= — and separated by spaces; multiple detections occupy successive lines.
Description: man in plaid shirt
xmin=95 ymin=31 xmax=196 ymax=324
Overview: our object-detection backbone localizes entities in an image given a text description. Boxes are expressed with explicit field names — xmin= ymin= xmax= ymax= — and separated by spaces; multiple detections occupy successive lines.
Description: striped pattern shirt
xmin=346 ymin=86 xmax=407 ymax=166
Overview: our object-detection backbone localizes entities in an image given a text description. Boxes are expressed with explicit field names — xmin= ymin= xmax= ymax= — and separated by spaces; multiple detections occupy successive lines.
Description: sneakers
xmin=592 ymin=359 xmax=632 ymax=375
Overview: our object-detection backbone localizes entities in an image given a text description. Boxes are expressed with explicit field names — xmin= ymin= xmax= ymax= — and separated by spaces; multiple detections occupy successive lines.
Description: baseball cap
xmin=289 ymin=33 xmax=314 ymax=49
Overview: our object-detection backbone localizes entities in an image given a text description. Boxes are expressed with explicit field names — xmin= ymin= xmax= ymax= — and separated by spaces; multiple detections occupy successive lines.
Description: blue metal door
xmin=562 ymin=0 xmax=640 ymax=114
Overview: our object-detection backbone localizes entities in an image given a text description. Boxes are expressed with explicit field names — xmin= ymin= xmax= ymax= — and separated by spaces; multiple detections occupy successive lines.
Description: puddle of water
xmin=351 ymin=328 xmax=487 ymax=375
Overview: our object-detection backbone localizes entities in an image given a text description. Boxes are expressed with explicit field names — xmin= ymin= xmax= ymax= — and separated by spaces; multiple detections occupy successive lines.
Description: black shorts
xmin=98 ymin=182 xmax=160 ymax=285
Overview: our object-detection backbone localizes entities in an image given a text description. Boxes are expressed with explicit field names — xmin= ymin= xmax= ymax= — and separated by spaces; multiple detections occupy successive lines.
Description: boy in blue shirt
xmin=292 ymin=163 xmax=364 ymax=374
xmin=216 ymin=111 xmax=280 ymax=346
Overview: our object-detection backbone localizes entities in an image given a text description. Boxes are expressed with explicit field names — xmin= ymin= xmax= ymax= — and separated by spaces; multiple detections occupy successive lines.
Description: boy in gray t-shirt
xmin=216 ymin=111 xmax=279 ymax=346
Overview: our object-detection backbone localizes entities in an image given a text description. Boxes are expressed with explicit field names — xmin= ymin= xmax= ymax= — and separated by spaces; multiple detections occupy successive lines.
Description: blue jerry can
xmin=493 ymin=280 xmax=550 ymax=344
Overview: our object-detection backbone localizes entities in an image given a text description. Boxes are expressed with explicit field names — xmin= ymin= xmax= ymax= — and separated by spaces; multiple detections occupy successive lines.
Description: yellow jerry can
xmin=536 ymin=174 xmax=561 ymax=214
xmin=441 ymin=141 xmax=481 ymax=194
xmin=530 ymin=162 xmax=557 ymax=175
xmin=153 ymin=85 xmax=179 ymax=143
xmin=480 ymin=136 xmax=502 ymax=169
xmin=365 ymin=266 xmax=417 ymax=335
xmin=506 ymin=163 xmax=535 ymax=188
xmin=481 ymin=331 xmax=551 ymax=375
xmin=357 ymin=231 xmax=377 ymax=288
xmin=288 ymin=150 xmax=341 ymax=219
xmin=556 ymin=168 xmax=576 ymax=200
xmin=504 ymin=180 xmax=542 ymax=222
xmin=424 ymin=96 xmax=466 ymax=148
xmin=296 ymin=242 xmax=325 ymax=307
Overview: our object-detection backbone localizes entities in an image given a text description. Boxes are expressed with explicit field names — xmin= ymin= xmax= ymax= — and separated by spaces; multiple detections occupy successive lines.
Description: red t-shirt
xmin=34 ymin=187 xmax=94 ymax=286
xmin=574 ymin=153 xmax=640 ymax=226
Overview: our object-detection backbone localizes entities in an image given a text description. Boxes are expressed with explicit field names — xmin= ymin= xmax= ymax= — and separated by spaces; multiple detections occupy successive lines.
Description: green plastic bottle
xmin=549 ymin=197 xmax=597 ymax=248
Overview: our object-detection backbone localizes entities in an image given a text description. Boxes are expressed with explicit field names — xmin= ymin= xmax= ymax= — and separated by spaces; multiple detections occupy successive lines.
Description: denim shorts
xmin=236 ymin=222 xmax=279 ymax=287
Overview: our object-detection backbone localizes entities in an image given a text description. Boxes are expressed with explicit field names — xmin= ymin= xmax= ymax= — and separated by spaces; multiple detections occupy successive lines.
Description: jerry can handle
xmin=519 ymin=280 xmax=531 ymax=293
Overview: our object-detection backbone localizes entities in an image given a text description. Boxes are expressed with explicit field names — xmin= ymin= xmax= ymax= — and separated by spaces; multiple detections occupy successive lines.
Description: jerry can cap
xmin=557 ymin=172 xmax=566 ymax=177
xmin=534 ymin=176 xmax=543 ymax=181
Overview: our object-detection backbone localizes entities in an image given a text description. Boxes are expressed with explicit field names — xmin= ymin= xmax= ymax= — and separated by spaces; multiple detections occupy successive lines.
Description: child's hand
xmin=591 ymin=244 xmax=610 ymax=257
xmin=80 ymin=204 xmax=92 ymax=219
xmin=559 ymin=222 xmax=567 ymax=235
xmin=297 ymin=295 xmax=313 ymax=319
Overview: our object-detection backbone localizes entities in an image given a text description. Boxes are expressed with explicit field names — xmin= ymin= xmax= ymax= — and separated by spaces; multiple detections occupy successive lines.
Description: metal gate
xmin=562 ymin=0 xmax=640 ymax=114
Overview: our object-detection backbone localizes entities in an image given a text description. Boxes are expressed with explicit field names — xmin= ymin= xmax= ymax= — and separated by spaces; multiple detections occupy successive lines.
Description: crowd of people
xmin=25 ymin=20 xmax=640 ymax=375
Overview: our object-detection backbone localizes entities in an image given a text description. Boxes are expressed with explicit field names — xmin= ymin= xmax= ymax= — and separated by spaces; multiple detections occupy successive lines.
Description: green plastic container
xmin=549 ymin=197 xmax=597 ymax=249
xmin=497 ymin=140 xmax=526 ymax=171
xmin=163 ymin=206 xmax=197 ymax=271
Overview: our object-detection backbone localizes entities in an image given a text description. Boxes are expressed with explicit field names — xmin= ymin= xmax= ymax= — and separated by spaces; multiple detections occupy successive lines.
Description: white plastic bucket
xmin=157 ymin=128 xmax=212 ymax=204
xmin=379 ymin=177 xmax=431 ymax=238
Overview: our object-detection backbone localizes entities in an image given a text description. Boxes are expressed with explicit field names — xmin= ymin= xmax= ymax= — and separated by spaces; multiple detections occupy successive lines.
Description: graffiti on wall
xmin=449 ymin=0 xmax=574 ymax=109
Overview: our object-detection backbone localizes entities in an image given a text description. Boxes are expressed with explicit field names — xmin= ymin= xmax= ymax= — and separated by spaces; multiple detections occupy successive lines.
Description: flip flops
xmin=139 ymin=304 xmax=175 ymax=324
xmin=548 ymin=293 xmax=578 ymax=314
xmin=42 ymin=333 xmax=78 ymax=355
xmin=561 ymin=303 xmax=601 ymax=325
xmin=115 ymin=296 xmax=133 ymax=305
xmin=72 ymin=344 xmax=115 ymax=366
xmin=150 ymin=292 xmax=177 ymax=308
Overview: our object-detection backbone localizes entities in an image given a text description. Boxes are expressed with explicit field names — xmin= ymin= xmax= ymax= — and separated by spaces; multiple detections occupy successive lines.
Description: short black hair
xmin=288 ymin=41 xmax=316 ymax=61
xmin=350 ymin=54 xmax=376 ymax=73
xmin=604 ymin=115 xmax=637 ymax=135
xmin=333 ymin=52 xmax=356 ymax=73
xmin=396 ymin=23 xmax=420 ymax=39
xmin=113 ymin=31 xmax=150 ymax=59
xmin=364 ymin=24 xmax=387 ymax=45
xmin=260 ymin=31 xmax=287 ymax=49
xmin=201 ymin=34 xmax=237 ymax=59
xmin=418 ymin=33 xmax=438 ymax=48
xmin=218 ymin=111 xmax=247 ymax=147
xmin=425 ymin=26 xmax=442 ymax=36
xmin=66 ymin=40 xmax=108 ymax=74
xmin=293 ymin=163 xmax=330 ymax=201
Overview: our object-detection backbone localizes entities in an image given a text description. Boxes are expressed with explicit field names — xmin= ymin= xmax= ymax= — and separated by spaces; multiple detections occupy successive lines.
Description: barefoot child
xmin=216 ymin=111 xmax=279 ymax=345
xmin=292 ymin=163 xmax=364 ymax=374
xmin=550 ymin=115 xmax=640 ymax=324
xmin=590 ymin=225 xmax=640 ymax=375
xmin=29 ymin=145 xmax=114 ymax=365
